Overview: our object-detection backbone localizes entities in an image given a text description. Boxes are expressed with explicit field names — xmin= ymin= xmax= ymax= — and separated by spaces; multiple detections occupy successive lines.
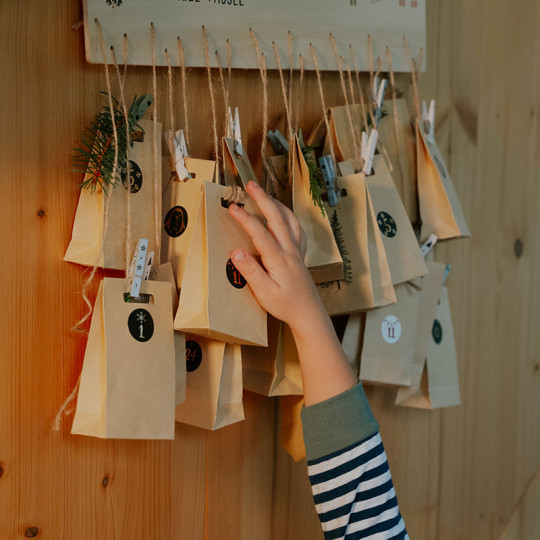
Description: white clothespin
xmin=420 ymin=233 xmax=438 ymax=257
xmin=130 ymin=238 xmax=149 ymax=298
xmin=143 ymin=252 xmax=154 ymax=281
xmin=422 ymin=99 xmax=436 ymax=144
xmin=173 ymin=129 xmax=191 ymax=181
xmin=361 ymin=129 xmax=378 ymax=175
xmin=227 ymin=106 xmax=243 ymax=156
xmin=372 ymin=77 xmax=388 ymax=127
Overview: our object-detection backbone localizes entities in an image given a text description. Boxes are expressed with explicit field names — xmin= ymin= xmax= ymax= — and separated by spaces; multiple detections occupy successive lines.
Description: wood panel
xmin=1 ymin=0 xmax=539 ymax=539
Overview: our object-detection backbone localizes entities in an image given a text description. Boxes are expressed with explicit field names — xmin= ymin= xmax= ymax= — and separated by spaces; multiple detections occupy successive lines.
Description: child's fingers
xmin=272 ymin=198 xmax=303 ymax=249
xmin=230 ymin=249 xmax=277 ymax=303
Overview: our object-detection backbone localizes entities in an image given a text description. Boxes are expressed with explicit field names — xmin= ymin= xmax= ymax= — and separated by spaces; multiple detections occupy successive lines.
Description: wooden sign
xmin=83 ymin=0 xmax=425 ymax=72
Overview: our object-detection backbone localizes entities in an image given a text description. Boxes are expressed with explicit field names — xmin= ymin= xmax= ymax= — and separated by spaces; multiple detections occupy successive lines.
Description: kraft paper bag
xmin=65 ymin=119 xmax=162 ymax=269
xmin=281 ymin=395 xmax=306 ymax=462
xmin=366 ymin=154 xmax=428 ymax=285
xmin=395 ymin=286 xmax=461 ymax=409
xmin=328 ymin=104 xmax=364 ymax=163
xmin=175 ymin=336 xmax=244 ymax=430
xmin=242 ymin=315 xmax=303 ymax=397
xmin=174 ymin=181 xmax=267 ymax=346
xmin=291 ymin=135 xmax=343 ymax=284
xmin=377 ymin=99 xmax=417 ymax=222
xmin=416 ymin=120 xmax=471 ymax=242
xmin=155 ymin=262 xmax=186 ymax=406
xmin=317 ymin=169 xmax=396 ymax=315
xmin=359 ymin=281 xmax=421 ymax=387
xmin=223 ymin=137 xmax=258 ymax=188
xmin=71 ymin=277 xmax=175 ymax=439
xmin=161 ymin=156 xmax=217 ymax=288
xmin=266 ymin=154 xmax=290 ymax=206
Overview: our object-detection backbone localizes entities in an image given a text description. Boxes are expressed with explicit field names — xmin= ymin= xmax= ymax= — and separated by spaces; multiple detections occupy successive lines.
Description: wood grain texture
xmin=1 ymin=0 xmax=539 ymax=539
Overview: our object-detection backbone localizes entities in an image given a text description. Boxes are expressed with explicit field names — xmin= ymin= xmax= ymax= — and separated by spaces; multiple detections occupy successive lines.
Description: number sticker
xmin=226 ymin=258 xmax=247 ymax=289
xmin=432 ymin=319 xmax=443 ymax=344
xmin=121 ymin=160 xmax=143 ymax=193
xmin=163 ymin=206 xmax=188 ymax=237
xmin=376 ymin=211 xmax=398 ymax=238
xmin=381 ymin=315 xmax=401 ymax=344
xmin=127 ymin=308 xmax=154 ymax=342
xmin=185 ymin=340 xmax=203 ymax=372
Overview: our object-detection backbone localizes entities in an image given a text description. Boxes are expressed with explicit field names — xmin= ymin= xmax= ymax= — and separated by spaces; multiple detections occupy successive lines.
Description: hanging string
xmin=151 ymin=23 xmax=160 ymax=266
xmin=374 ymin=56 xmax=382 ymax=84
xmin=202 ymin=26 xmax=219 ymax=164
xmin=111 ymin=39 xmax=132 ymax=277
xmin=349 ymin=45 xmax=368 ymax=131
xmin=164 ymin=47 xmax=177 ymax=193
xmin=288 ymin=31 xmax=294 ymax=133
xmin=215 ymin=49 xmax=230 ymax=135
xmin=293 ymin=54 xmax=304 ymax=132
xmin=385 ymin=46 xmax=403 ymax=180
xmin=177 ymin=37 xmax=190 ymax=150
xmin=272 ymin=41 xmax=293 ymax=144
xmin=329 ymin=34 xmax=361 ymax=163
xmin=342 ymin=55 xmax=365 ymax=169
xmin=309 ymin=43 xmax=337 ymax=166
xmin=404 ymin=37 xmax=420 ymax=120
xmin=366 ymin=36 xmax=377 ymax=129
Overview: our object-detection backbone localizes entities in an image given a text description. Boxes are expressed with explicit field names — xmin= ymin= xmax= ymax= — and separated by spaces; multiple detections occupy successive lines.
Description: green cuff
xmin=301 ymin=383 xmax=379 ymax=462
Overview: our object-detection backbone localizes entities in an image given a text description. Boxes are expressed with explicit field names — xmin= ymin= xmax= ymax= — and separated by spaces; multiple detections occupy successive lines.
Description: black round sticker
xmin=185 ymin=340 xmax=203 ymax=372
xmin=432 ymin=319 xmax=443 ymax=345
xmin=433 ymin=155 xmax=447 ymax=179
xmin=127 ymin=308 xmax=154 ymax=342
xmin=377 ymin=211 xmax=398 ymax=238
xmin=121 ymin=160 xmax=143 ymax=193
xmin=226 ymin=258 xmax=247 ymax=289
xmin=164 ymin=206 xmax=188 ymax=238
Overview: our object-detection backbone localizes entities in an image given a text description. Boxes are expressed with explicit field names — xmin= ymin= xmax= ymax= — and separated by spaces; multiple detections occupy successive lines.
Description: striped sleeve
xmin=301 ymin=384 xmax=408 ymax=540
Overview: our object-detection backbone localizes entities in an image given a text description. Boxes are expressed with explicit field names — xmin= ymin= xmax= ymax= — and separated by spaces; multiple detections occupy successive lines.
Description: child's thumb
xmin=230 ymin=249 xmax=271 ymax=297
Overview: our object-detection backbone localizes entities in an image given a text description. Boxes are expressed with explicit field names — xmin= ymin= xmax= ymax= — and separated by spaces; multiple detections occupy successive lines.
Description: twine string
xmin=202 ymin=26 xmax=219 ymax=166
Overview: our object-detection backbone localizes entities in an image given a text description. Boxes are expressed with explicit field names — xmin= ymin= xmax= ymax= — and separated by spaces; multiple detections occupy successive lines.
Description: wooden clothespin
xmin=361 ymin=129 xmax=378 ymax=175
xmin=227 ymin=106 xmax=244 ymax=156
xmin=372 ymin=76 xmax=388 ymax=127
xmin=130 ymin=238 xmax=149 ymax=298
xmin=422 ymin=99 xmax=436 ymax=144
xmin=266 ymin=129 xmax=289 ymax=155
xmin=165 ymin=129 xmax=191 ymax=181
xmin=318 ymin=155 xmax=340 ymax=207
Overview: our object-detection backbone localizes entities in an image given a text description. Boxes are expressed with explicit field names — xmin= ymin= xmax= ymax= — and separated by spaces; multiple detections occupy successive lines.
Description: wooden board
xmin=83 ymin=0 xmax=426 ymax=71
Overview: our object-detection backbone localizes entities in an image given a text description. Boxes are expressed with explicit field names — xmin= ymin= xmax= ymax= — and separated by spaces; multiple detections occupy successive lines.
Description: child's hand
xmin=228 ymin=181 xmax=327 ymax=338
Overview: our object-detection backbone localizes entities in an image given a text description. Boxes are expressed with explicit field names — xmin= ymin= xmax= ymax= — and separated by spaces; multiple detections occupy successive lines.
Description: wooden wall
xmin=1 ymin=1 xmax=539 ymax=539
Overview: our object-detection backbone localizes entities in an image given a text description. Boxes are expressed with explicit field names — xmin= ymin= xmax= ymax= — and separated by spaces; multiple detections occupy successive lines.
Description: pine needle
xmin=320 ymin=209 xmax=352 ymax=290
xmin=301 ymin=144 xmax=326 ymax=217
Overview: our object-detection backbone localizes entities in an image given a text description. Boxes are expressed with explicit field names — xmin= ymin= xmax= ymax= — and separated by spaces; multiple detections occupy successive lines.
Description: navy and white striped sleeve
xmin=301 ymin=383 xmax=408 ymax=540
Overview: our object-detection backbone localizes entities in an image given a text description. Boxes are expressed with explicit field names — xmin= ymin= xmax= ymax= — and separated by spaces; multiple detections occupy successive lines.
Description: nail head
xmin=25 ymin=528 xmax=39 ymax=538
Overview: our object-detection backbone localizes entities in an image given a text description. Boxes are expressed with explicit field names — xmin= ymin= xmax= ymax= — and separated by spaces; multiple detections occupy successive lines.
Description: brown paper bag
xmin=395 ymin=286 xmax=461 ymax=408
xmin=317 ymin=170 xmax=396 ymax=315
xmin=242 ymin=315 xmax=303 ymax=396
xmin=291 ymin=135 xmax=343 ymax=284
xmin=359 ymin=282 xmax=421 ymax=386
xmin=161 ymin=157 xmax=217 ymax=288
xmin=155 ymin=262 xmax=186 ymax=406
xmin=416 ymin=121 xmax=471 ymax=242
xmin=223 ymin=137 xmax=258 ymax=188
xmin=281 ymin=395 xmax=306 ymax=462
xmin=174 ymin=181 xmax=267 ymax=346
xmin=174 ymin=336 xmax=244 ymax=430
xmin=71 ymin=277 xmax=175 ymax=439
xmin=366 ymin=154 xmax=428 ymax=285
xmin=266 ymin=154 xmax=290 ymax=206
xmin=65 ymin=120 xmax=162 ymax=269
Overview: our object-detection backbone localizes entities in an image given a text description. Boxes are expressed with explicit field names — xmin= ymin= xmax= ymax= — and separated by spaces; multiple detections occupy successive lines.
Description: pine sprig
xmin=73 ymin=93 xmax=153 ymax=192
xmin=301 ymin=144 xmax=326 ymax=217
xmin=320 ymin=209 xmax=353 ymax=290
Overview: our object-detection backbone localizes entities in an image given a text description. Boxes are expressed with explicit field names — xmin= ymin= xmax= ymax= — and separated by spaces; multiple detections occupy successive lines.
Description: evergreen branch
xmin=301 ymin=144 xmax=326 ymax=217
xmin=320 ymin=209 xmax=353 ymax=290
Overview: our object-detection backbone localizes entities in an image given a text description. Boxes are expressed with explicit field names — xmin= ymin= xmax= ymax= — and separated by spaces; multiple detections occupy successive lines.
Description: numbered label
xmin=432 ymin=155 xmax=447 ymax=179
xmin=121 ymin=160 xmax=143 ymax=193
xmin=127 ymin=308 xmax=154 ymax=342
xmin=226 ymin=258 xmax=247 ymax=289
xmin=377 ymin=211 xmax=398 ymax=238
xmin=185 ymin=340 xmax=203 ymax=372
xmin=381 ymin=315 xmax=401 ymax=344
xmin=432 ymin=319 xmax=443 ymax=344
xmin=164 ymin=206 xmax=188 ymax=238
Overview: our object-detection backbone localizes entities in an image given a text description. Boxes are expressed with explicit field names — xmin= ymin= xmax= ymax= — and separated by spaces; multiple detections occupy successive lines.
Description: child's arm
xmin=229 ymin=181 xmax=408 ymax=539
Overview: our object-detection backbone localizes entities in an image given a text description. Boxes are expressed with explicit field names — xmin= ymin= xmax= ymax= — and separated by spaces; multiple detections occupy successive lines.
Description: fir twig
xmin=320 ymin=209 xmax=352 ymax=290
xmin=73 ymin=93 xmax=153 ymax=192
xmin=301 ymin=144 xmax=326 ymax=217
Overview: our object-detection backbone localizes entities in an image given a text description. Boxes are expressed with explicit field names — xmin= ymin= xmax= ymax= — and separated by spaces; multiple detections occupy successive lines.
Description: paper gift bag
xmin=328 ymin=104 xmax=364 ymax=163
xmin=223 ymin=137 xmax=258 ymax=188
xmin=359 ymin=281 xmax=421 ymax=386
xmin=266 ymin=154 xmax=291 ymax=207
xmin=161 ymin=157 xmax=217 ymax=288
xmin=174 ymin=181 xmax=267 ymax=346
xmin=377 ymin=99 xmax=418 ymax=222
xmin=365 ymin=154 xmax=428 ymax=285
xmin=155 ymin=262 xmax=186 ymax=406
xmin=65 ymin=119 xmax=162 ymax=269
xmin=71 ymin=277 xmax=175 ymax=439
xmin=416 ymin=120 xmax=471 ymax=242
xmin=395 ymin=286 xmax=461 ymax=408
xmin=291 ymin=135 xmax=343 ymax=284
xmin=175 ymin=336 xmax=244 ymax=430
xmin=242 ymin=314 xmax=303 ymax=396
xmin=281 ymin=395 xmax=306 ymax=462
xmin=317 ymin=170 xmax=396 ymax=315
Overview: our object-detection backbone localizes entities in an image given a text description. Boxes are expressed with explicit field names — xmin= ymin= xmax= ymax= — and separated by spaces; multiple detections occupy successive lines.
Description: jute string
xmin=272 ymin=41 xmax=293 ymax=144
xmin=349 ymin=45 xmax=368 ymax=131
xmin=215 ymin=49 xmax=230 ymax=136
xmin=385 ymin=46 xmax=403 ymax=180
xmin=164 ymin=47 xmax=178 ymax=192
xmin=293 ymin=54 xmax=304 ymax=132
xmin=366 ymin=35 xmax=377 ymax=129
xmin=288 ymin=31 xmax=293 ymax=132
xmin=342 ymin=54 xmax=365 ymax=170
xmin=202 ymin=26 xmax=219 ymax=165
xmin=177 ymin=37 xmax=190 ymax=150
xmin=151 ymin=23 xmax=161 ymax=266
xmin=404 ymin=37 xmax=420 ymax=120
